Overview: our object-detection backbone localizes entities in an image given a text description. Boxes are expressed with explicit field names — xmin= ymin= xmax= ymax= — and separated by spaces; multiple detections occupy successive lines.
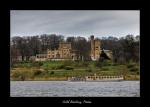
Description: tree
xmin=101 ymin=35 xmax=139 ymax=64
xmin=10 ymin=34 xmax=139 ymax=64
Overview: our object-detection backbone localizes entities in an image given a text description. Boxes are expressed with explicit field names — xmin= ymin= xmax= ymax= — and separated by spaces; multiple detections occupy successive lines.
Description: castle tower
xmin=90 ymin=35 xmax=101 ymax=60
xmin=94 ymin=40 xmax=101 ymax=60
xmin=91 ymin=35 xmax=95 ymax=60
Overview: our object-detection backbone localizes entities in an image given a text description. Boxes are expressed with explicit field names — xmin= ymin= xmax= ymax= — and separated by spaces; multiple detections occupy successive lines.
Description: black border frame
xmin=1 ymin=1 xmax=145 ymax=105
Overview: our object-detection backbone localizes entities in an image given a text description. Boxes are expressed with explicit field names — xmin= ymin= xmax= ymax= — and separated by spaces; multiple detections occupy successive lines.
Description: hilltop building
xmin=35 ymin=42 xmax=80 ymax=61
xmin=34 ymin=35 xmax=112 ymax=61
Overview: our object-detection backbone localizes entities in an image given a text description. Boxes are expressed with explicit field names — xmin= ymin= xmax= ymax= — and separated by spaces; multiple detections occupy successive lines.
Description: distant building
xmin=35 ymin=42 xmax=79 ymax=61
xmin=35 ymin=54 xmax=47 ymax=61
xmin=47 ymin=42 xmax=72 ymax=59
xmin=90 ymin=35 xmax=112 ymax=61
xmin=103 ymin=50 xmax=113 ymax=59
xmin=35 ymin=35 xmax=112 ymax=61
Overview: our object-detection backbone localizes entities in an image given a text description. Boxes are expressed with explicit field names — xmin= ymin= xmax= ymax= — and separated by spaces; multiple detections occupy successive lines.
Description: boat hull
xmin=68 ymin=75 xmax=124 ymax=82
xmin=85 ymin=78 xmax=123 ymax=82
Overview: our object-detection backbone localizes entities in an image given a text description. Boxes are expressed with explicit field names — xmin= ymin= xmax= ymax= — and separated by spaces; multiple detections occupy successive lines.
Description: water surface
xmin=10 ymin=81 xmax=140 ymax=97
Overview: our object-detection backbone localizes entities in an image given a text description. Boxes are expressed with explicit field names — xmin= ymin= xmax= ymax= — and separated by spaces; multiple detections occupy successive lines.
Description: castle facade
xmin=35 ymin=35 xmax=112 ymax=61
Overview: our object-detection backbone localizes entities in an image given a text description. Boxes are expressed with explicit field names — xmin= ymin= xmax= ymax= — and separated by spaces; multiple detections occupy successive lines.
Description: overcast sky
xmin=11 ymin=10 xmax=139 ymax=39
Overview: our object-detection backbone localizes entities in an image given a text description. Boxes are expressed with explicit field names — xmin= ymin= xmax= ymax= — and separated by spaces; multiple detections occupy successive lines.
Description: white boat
xmin=68 ymin=74 xmax=124 ymax=82
xmin=85 ymin=75 xmax=124 ymax=82
xmin=68 ymin=77 xmax=86 ymax=81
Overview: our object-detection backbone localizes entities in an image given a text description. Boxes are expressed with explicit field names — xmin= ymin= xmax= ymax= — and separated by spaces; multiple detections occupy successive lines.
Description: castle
xmin=35 ymin=35 xmax=112 ymax=61
xmin=35 ymin=42 xmax=80 ymax=61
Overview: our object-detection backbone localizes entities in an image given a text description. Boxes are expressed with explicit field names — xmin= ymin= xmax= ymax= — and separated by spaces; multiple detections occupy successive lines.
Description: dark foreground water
xmin=10 ymin=81 xmax=140 ymax=97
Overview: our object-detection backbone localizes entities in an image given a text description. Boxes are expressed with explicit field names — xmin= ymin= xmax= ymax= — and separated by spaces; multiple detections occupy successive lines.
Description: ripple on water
xmin=10 ymin=81 xmax=140 ymax=97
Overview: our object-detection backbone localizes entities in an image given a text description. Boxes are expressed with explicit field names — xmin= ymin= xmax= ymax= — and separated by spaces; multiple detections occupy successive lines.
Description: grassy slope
xmin=10 ymin=60 xmax=140 ymax=81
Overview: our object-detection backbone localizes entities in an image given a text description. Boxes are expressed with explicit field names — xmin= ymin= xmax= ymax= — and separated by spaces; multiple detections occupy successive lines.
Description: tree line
xmin=11 ymin=34 xmax=140 ymax=64
xmin=100 ymin=35 xmax=139 ymax=63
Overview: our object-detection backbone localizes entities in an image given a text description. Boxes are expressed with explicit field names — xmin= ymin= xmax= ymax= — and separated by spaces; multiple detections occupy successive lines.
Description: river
xmin=10 ymin=81 xmax=140 ymax=97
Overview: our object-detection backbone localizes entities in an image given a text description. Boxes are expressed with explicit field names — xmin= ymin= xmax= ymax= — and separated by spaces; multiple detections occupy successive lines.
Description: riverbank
xmin=10 ymin=60 xmax=140 ymax=81
xmin=10 ymin=75 xmax=140 ymax=81
xmin=11 ymin=77 xmax=68 ymax=81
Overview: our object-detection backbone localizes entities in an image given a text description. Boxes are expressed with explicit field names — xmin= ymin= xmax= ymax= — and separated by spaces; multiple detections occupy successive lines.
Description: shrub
xmin=63 ymin=60 xmax=72 ymax=66
xmin=11 ymin=71 xmax=27 ymax=80
xmin=64 ymin=66 xmax=74 ymax=70
xmin=137 ymin=71 xmax=140 ymax=75
xmin=42 ymin=61 xmax=65 ymax=70
xmin=112 ymin=63 xmax=118 ymax=66
xmin=21 ymin=61 xmax=30 ymax=63
xmin=101 ymin=67 xmax=109 ymax=71
xmin=50 ymin=71 xmax=54 ymax=75
xmin=73 ymin=62 xmax=80 ymax=67
xmin=50 ymin=65 xmax=62 ymax=70
xmin=85 ymin=68 xmax=92 ymax=72
xmin=33 ymin=70 xmax=42 ymax=76
xmin=32 ymin=62 xmax=43 ymax=67
xmin=94 ymin=61 xmax=102 ymax=68
xmin=44 ymin=67 xmax=49 ymax=72
xmin=51 ymin=66 xmax=56 ymax=70
xmin=82 ymin=62 xmax=89 ymax=67
xmin=19 ymin=75 xmax=25 ymax=81
xmin=11 ymin=71 xmax=21 ymax=78
xmin=58 ymin=65 xmax=65 ymax=69
xmin=14 ymin=62 xmax=33 ymax=68
xmin=94 ymin=60 xmax=112 ymax=68
xmin=45 ymin=70 xmax=55 ymax=75
xmin=102 ymin=60 xmax=112 ymax=66
xmin=130 ymin=67 xmax=139 ymax=72
xmin=127 ymin=64 xmax=135 ymax=68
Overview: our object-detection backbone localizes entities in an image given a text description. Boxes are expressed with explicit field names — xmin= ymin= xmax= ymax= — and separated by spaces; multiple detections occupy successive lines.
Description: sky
xmin=10 ymin=10 xmax=140 ymax=39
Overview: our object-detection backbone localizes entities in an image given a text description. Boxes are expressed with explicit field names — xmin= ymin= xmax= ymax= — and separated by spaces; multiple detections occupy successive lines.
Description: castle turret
xmin=90 ymin=35 xmax=101 ymax=61
xmin=90 ymin=35 xmax=95 ymax=60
